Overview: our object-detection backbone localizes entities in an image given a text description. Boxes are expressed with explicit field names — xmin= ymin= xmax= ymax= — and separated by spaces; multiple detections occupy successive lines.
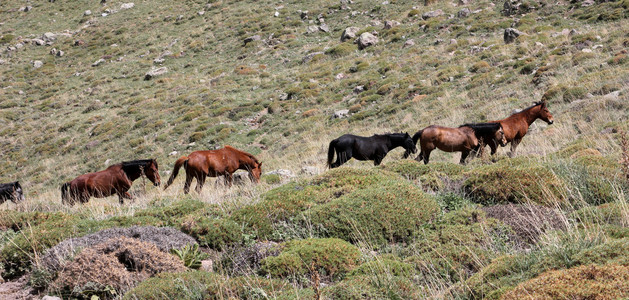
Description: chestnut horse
xmin=480 ymin=100 xmax=554 ymax=157
xmin=327 ymin=132 xmax=417 ymax=168
xmin=61 ymin=159 xmax=161 ymax=205
xmin=412 ymin=123 xmax=506 ymax=164
xmin=163 ymin=145 xmax=262 ymax=194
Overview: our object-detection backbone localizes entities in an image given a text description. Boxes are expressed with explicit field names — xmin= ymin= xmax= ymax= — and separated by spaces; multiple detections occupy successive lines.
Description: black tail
xmin=412 ymin=130 xmax=423 ymax=145
xmin=61 ymin=182 xmax=70 ymax=204
xmin=327 ymin=139 xmax=338 ymax=168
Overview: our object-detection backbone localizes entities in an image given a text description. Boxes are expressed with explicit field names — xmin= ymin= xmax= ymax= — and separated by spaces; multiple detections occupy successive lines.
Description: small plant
xmin=620 ymin=130 xmax=629 ymax=182
xmin=170 ymin=244 xmax=209 ymax=269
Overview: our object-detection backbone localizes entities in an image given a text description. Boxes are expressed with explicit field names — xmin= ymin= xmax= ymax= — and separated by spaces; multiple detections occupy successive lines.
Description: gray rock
xmin=266 ymin=169 xmax=295 ymax=178
xmin=581 ymin=0 xmax=594 ymax=6
xmin=144 ymin=67 xmax=168 ymax=80
xmin=300 ymin=10 xmax=309 ymax=19
xmin=422 ymin=9 xmax=444 ymax=20
xmin=198 ymin=11 xmax=205 ymax=16
xmin=333 ymin=109 xmax=350 ymax=118
xmin=319 ymin=24 xmax=330 ymax=32
xmin=169 ymin=151 xmax=178 ymax=156
xmin=92 ymin=58 xmax=106 ymax=67
xmin=42 ymin=296 xmax=62 ymax=300
xmin=120 ymin=2 xmax=135 ymax=10
xmin=243 ymin=35 xmax=261 ymax=45
xmin=450 ymin=39 xmax=458 ymax=45
xmin=15 ymin=43 xmax=24 ymax=49
xmin=0 ymin=59 xmax=6 ymax=65
xmin=384 ymin=20 xmax=400 ymax=29
xmin=42 ymin=32 xmax=57 ymax=43
xmin=341 ymin=26 xmax=359 ymax=41
xmin=307 ymin=25 xmax=319 ymax=33
xmin=84 ymin=10 xmax=92 ymax=16
xmin=200 ymin=259 xmax=213 ymax=272
xmin=301 ymin=166 xmax=319 ymax=175
xmin=458 ymin=0 xmax=471 ymax=5
xmin=32 ymin=39 xmax=46 ymax=46
xmin=33 ymin=60 xmax=43 ymax=69
xmin=357 ymin=32 xmax=378 ymax=49
xmin=353 ymin=85 xmax=365 ymax=93
xmin=504 ymin=28 xmax=524 ymax=44
xmin=403 ymin=39 xmax=415 ymax=48
xmin=457 ymin=7 xmax=471 ymax=18
xmin=603 ymin=91 xmax=620 ymax=101
xmin=19 ymin=6 xmax=33 ymax=12
xmin=274 ymin=11 xmax=280 ymax=17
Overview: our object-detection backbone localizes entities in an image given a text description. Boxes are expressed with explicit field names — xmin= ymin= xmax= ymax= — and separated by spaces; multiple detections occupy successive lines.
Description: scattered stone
xmin=274 ymin=11 xmax=280 ymax=17
xmin=74 ymin=40 xmax=85 ymax=46
xmin=279 ymin=92 xmax=289 ymax=100
xmin=169 ymin=151 xmax=178 ymax=156
xmin=15 ymin=43 xmax=24 ymax=49
xmin=0 ymin=59 xmax=6 ymax=65
xmin=582 ymin=48 xmax=592 ymax=53
xmin=300 ymin=10 xmax=309 ymax=19
xmin=302 ymin=51 xmax=324 ymax=63
xmin=301 ymin=166 xmax=319 ymax=175
xmin=569 ymin=29 xmax=579 ymax=36
xmin=602 ymin=91 xmax=620 ymax=101
xmin=592 ymin=44 xmax=603 ymax=49
xmin=42 ymin=296 xmax=62 ymax=300
xmin=353 ymin=85 xmax=365 ymax=93
xmin=341 ymin=26 xmax=359 ymax=41
xmin=434 ymin=38 xmax=444 ymax=45
xmin=504 ymin=28 xmax=525 ymax=44
xmin=457 ymin=7 xmax=471 ymax=18
xmin=243 ymin=35 xmax=261 ymax=45
xmin=84 ymin=10 xmax=92 ymax=16
xmin=144 ymin=67 xmax=168 ymax=80
xmin=307 ymin=25 xmax=319 ymax=33
xmin=32 ymin=39 xmax=46 ymax=46
xmin=357 ymin=32 xmax=378 ymax=49
xmin=370 ymin=20 xmax=382 ymax=27
xmin=33 ymin=60 xmax=43 ymax=69
xmin=422 ymin=9 xmax=444 ymax=20
xmin=265 ymin=169 xmax=295 ymax=178
xmin=581 ymin=0 xmax=595 ymax=6
xmin=92 ymin=58 xmax=106 ymax=67
xmin=19 ymin=6 xmax=33 ymax=12
xmin=600 ymin=127 xmax=618 ymax=134
xmin=198 ymin=11 xmax=205 ymax=16
xmin=200 ymin=259 xmax=213 ymax=272
xmin=535 ymin=42 xmax=544 ymax=47
xmin=384 ymin=20 xmax=400 ymax=29
xmin=458 ymin=0 xmax=471 ymax=5
xmin=403 ymin=39 xmax=415 ymax=48
xmin=450 ymin=39 xmax=458 ymax=45
xmin=319 ymin=24 xmax=330 ymax=32
xmin=333 ymin=109 xmax=350 ymax=119
xmin=120 ymin=2 xmax=135 ymax=10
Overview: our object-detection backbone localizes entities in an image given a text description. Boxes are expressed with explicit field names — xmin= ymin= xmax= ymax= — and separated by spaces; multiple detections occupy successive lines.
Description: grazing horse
xmin=327 ymin=132 xmax=417 ymax=168
xmin=480 ymin=100 xmax=554 ymax=157
xmin=61 ymin=159 xmax=161 ymax=205
xmin=413 ymin=123 xmax=506 ymax=164
xmin=163 ymin=145 xmax=262 ymax=194
xmin=0 ymin=181 xmax=25 ymax=204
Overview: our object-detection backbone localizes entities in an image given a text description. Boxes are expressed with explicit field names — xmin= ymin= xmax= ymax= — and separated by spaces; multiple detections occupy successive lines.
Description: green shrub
xmin=350 ymin=256 xmax=415 ymax=277
xmin=262 ymin=174 xmax=281 ymax=184
xmin=562 ymin=86 xmax=587 ymax=103
xmin=574 ymin=238 xmax=629 ymax=266
xmin=180 ymin=217 xmax=242 ymax=250
xmin=326 ymin=275 xmax=424 ymax=299
xmin=134 ymin=198 xmax=211 ymax=226
xmin=260 ymin=238 xmax=360 ymax=280
xmin=469 ymin=61 xmax=491 ymax=73
xmin=123 ymin=271 xmax=221 ymax=300
xmin=170 ymin=243 xmax=209 ymax=269
xmin=573 ymin=202 xmax=629 ymax=226
xmin=463 ymin=159 xmax=567 ymax=206
xmin=325 ymin=43 xmax=355 ymax=57
xmin=553 ymin=156 xmax=624 ymax=205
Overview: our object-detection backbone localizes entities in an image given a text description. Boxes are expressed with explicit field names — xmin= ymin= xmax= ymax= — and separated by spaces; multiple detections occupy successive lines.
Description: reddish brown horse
xmin=61 ymin=159 xmax=161 ymax=205
xmin=412 ymin=123 xmax=506 ymax=164
xmin=163 ymin=145 xmax=262 ymax=194
xmin=480 ymin=100 xmax=554 ymax=157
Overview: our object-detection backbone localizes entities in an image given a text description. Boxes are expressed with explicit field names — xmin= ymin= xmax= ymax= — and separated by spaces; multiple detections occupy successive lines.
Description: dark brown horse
xmin=480 ymin=100 xmax=554 ymax=157
xmin=163 ymin=145 xmax=262 ymax=194
xmin=412 ymin=123 xmax=506 ymax=164
xmin=0 ymin=181 xmax=25 ymax=204
xmin=61 ymin=159 xmax=161 ymax=205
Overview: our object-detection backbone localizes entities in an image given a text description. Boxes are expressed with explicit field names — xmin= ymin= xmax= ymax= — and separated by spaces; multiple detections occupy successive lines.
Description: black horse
xmin=0 ymin=181 xmax=25 ymax=204
xmin=327 ymin=132 xmax=417 ymax=168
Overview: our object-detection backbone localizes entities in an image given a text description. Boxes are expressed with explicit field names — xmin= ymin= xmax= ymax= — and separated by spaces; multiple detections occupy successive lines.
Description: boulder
xmin=120 ymin=3 xmax=135 ymax=10
xmin=319 ymin=24 xmax=330 ymax=32
xmin=32 ymin=39 xmax=45 ymax=46
xmin=384 ymin=20 xmax=400 ymax=29
xmin=357 ymin=32 xmax=378 ymax=49
xmin=403 ymin=39 xmax=415 ymax=48
xmin=144 ymin=67 xmax=168 ymax=80
xmin=307 ymin=25 xmax=319 ymax=33
xmin=33 ymin=60 xmax=43 ymax=69
xmin=504 ymin=28 xmax=525 ymax=44
xmin=333 ymin=109 xmax=350 ymax=119
xmin=84 ymin=10 xmax=92 ymax=16
xmin=301 ymin=166 xmax=319 ymax=175
xmin=92 ymin=58 xmax=106 ymax=67
xmin=422 ymin=9 xmax=444 ymax=20
xmin=341 ymin=26 xmax=359 ymax=42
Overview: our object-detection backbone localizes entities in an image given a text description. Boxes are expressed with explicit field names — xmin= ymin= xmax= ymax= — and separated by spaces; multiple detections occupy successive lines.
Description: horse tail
xmin=164 ymin=156 xmax=188 ymax=190
xmin=412 ymin=129 xmax=424 ymax=145
xmin=61 ymin=182 xmax=70 ymax=204
xmin=327 ymin=139 xmax=338 ymax=168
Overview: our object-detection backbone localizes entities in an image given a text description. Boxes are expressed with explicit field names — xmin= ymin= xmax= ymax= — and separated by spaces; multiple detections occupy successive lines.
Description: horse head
xmin=249 ymin=161 xmax=262 ymax=183
xmin=144 ymin=159 xmax=161 ymax=187
xmin=402 ymin=132 xmax=418 ymax=158
xmin=536 ymin=101 xmax=554 ymax=125
xmin=496 ymin=125 xmax=507 ymax=147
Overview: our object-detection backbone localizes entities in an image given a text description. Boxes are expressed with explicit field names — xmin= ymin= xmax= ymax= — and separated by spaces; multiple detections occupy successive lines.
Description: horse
xmin=412 ymin=123 xmax=506 ymax=164
xmin=61 ymin=159 xmax=161 ymax=205
xmin=479 ymin=100 xmax=554 ymax=157
xmin=327 ymin=132 xmax=417 ymax=168
xmin=163 ymin=145 xmax=262 ymax=194
xmin=0 ymin=181 xmax=25 ymax=204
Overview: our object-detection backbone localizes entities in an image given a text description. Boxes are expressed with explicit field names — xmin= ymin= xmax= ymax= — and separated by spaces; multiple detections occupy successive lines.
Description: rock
xmin=458 ymin=0 xmax=471 ymax=5
xmin=274 ymin=11 xmax=280 ymax=17
xmin=449 ymin=39 xmax=458 ymax=45
xmin=600 ymin=127 xmax=618 ymax=134
xmin=74 ymin=40 xmax=85 ymax=46
xmin=333 ymin=109 xmax=350 ymax=119
xmin=384 ymin=20 xmax=400 ymax=29
xmin=200 ymin=259 xmax=213 ymax=272
xmin=422 ymin=9 xmax=444 ymax=20
xmin=581 ymin=0 xmax=595 ymax=6
xmin=403 ymin=39 xmax=415 ymax=48
xmin=243 ymin=35 xmax=261 ymax=45
xmin=602 ymin=91 xmax=620 ymax=101
xmin=144 ymin=67 xmax=168 ymax=80
xmin=198 ymin=11 xmax=205 ymax=16
xmin=341 ymin=26 xmax=359 ymax=41
xmin=120 ymin=3 xmax=135 ymax=10
xmin=319 ymin=24 xmax=330 ymax=32
xmin=300 ymin=10 xmax=309 ymax=19
xmin=33 ymin=60 xmax=43 ymax=69
xmin=265 ymin=169 xmax=295 ymax=178
xmin=457 ymin=7 xmax=471 ymax=18
xmin=307 ymin=25 xmax=319 ymax=33
xmin=301 ymin=166 xmax=319 ymax=175
xmin=169 ymin=151 xmax=178 ymax=156
xmin=582 ymin=48 xmax=592 ymax=53
xmin=42 ymin=296 xmax=62 ymax=300
xmin=92 ymin=58 xmax=105 ymax=67
xmin=353 ymin=85 xmax=365 ymax=93
xmin=84 ymin=10 xmax=92 ymax=16
xmin=357 ymin=32 xmax=378 ymax=49
xmin=15 ymin=43 xmax=24 ymax=49
xmin=19 ymin=6 xmax=33 ymax=12
xmin=535 ymin=42 xmax=544 ymax=47
xmin=32 ymin=39 xmax=46 ymax=46
xmin=302 ymin=52 xmax=324 ymax=63
xmin=0 ymin=59 xmax=6 ymax=65
xmin=504 ymin=28 xmax=524 ymax=44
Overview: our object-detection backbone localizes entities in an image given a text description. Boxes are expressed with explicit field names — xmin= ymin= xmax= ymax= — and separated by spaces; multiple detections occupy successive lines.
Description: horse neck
xmin=387 ymin=135 xmax=405 ymax=149
xmin=522 ymin=105 xmax=542 ymax=125
xmin=121 ymin=165 xmax=143 ymax=181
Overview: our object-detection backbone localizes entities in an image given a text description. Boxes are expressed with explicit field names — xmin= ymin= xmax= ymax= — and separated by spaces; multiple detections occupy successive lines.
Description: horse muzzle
xmin=154 ymin=182 xmax=161 ymax=187
xmin=547 ymin=120 xmax=554 ymax=125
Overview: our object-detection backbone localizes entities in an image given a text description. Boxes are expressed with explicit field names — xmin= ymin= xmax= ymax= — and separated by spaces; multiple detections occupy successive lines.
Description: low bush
xmin=326 ymin=275 xmax=424 ymax=299
xmin=123 ymin=271 xmax=220 ymax=300
xmin=350 ymin=257 xmax=415 ymax=277
xmin=180 ymin=216 xmax=242 ymax=250
xmin=574 ymin=238 xmax=629 ymax=266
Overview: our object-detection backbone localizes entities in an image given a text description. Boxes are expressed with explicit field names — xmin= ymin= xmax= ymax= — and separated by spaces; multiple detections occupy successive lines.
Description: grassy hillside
xmin=1 ymin=0 xmax=629 ymax=298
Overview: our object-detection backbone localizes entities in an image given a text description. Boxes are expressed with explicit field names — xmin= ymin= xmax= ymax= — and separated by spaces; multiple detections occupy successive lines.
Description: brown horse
xmin=61 ymin=159 xmax=161 ymax=205
xmin=480 ymin=100 xmax=554 ymax=157
xmin=412 ymin=123 xmax=506 ymax=164
xmin=163 ymin=145 xmax=262 ymax=194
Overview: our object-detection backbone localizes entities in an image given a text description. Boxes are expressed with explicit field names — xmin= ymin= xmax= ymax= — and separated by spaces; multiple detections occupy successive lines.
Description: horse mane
xmin=0 ymin=182 xmax=17 ymax=192
xmin=224 ymin=145 xmax=260 ymax=165
xmin=517 ymin=101 xmax=545 ymax=114
xmin=460 ymin=123 xmax=501 ymax=136
xmin=121 ymin=159 xmax=155 ymax=174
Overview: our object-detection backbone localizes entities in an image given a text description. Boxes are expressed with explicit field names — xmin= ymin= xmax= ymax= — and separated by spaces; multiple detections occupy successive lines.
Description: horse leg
xmin=225 ymin=173 xmax=234 ymax=187
xmin=118 ymin=191 xmax=132 ymax=204
xmin=183 ymin=174 xmax=193 ymax=194
xmin=332 ymin=150 xmax=351 ymax=168
xmin=509 ymin=139 xmax=521 ymax=158
xmin=414 ymin=151 xmax=423 ymax=162
xmin=460 ymin=151 xmax=470 ymax=165
xmin=195 ymin=174 xmax=207 ymax=193
xmin=423 ymin=150 xmax=432 ymax=164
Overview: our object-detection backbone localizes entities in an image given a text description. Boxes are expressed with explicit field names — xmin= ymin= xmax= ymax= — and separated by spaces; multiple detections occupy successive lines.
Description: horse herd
xmin=0 ymin=101 xmax=553 ymax=206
